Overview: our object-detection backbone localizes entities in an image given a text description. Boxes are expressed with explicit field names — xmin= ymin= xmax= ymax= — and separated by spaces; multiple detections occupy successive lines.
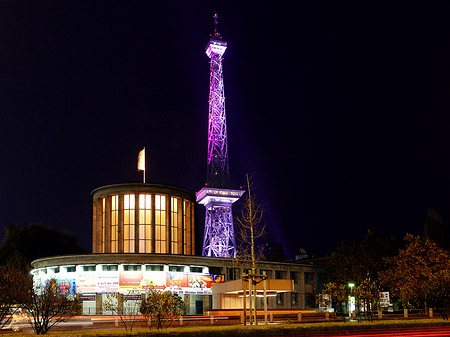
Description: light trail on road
xmin=273 ymin=326 xmax=450 ymax=336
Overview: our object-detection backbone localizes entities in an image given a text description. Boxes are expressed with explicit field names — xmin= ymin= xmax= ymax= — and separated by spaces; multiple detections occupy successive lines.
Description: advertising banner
xmin=119 ymin=271 xmax=143 ymax=289
xmin=166 ymin=272 xmax=189 ymax=291
xmin=141 ymin=271 xmax=166 ymax=290
xmin=97 ymin=273 xmax=119 ymax=293
xmin=379 ymin=292 xmax=390 ymax=307
xmin=66 ymin=270 xmax=225 ymax=294
xmin=58 ymin=279 xmax=76 ymax=295
xmin=77 ymin=273 xmax=97 ymax=293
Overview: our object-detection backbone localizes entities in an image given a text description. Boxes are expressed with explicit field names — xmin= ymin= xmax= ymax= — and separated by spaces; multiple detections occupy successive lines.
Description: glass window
xmin=227 ymin=268 xmax=239 ymax=280
xmin=275 ymin=270 xmax=284 ymax=279
xmin=123 ymin=194 xmax=135 ymax=253
xmin=66 ymin=266 xmax=76 ymax=273
xmin=291 ymin=292 xmax=298 ymax=306
xmin=139 ymin=194 xmax=152 ymax=253
xmin=146 ymin=264 xmax=164 ymax=271
xmin=155 ymin=195 xmax=166 ymax=253
xmin=101 ymin=198 xmax=106 ymax=253
xmin=83 ymin=266 xmax=96 ymax=272
xmin=124 ymin=265 xmax=142 ymax=271
xmin=305 ymin=293 xmax=314 ymax=307
xmin=169 ymin=265 xmax=183 ymax=272
xmin=171 ymin=197 xmax=179 ymax=254
xmin=183 ymin=201 xmax=187 ymax=254
xmin=209 ymin=267 xmax=221 ymax=275
xmin=277 ymin=293 xmax=284 ymax=305
xmin=102 ymin=265 xmax=118 ymax=271
xmin=111 ymin=195 xmax=119 ymax=253
xmin=305 ymin=272 xmax=313 ymax=285
xmin=290 ymin=271 xmax=298 ymax=285
xmin=190 ymin=266 xmax=203 ymax=273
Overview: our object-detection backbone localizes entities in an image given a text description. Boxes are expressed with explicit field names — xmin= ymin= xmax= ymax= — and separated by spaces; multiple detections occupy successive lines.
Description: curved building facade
xmin=91 ymin=184 xmax=195 ymax=255
xmin=31 ymin=182 xmax=325 ymax=315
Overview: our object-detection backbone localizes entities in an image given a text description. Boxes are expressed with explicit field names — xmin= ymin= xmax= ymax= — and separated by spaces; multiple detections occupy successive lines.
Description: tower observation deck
xmin=197 ymin=14 xmax=244 ymax=258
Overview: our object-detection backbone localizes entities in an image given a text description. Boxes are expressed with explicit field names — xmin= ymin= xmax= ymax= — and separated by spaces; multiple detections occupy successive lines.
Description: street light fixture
xmin=348 ymin=283 xmax=356 ymax=318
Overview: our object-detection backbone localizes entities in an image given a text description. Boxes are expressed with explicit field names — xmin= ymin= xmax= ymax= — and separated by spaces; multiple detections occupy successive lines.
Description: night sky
xmin=2 ymin=1 xmax=450 ymax=259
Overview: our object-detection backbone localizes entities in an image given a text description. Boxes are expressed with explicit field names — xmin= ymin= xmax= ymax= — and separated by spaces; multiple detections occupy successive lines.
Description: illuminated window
xmin=101 ymin=198 xmax=106 ymax=253
xmin=155 ymin=195 xmax=166 ymax=253
xmin=111 ymin=195 xmax=119 ymax=253
xmin=183 ymin=201 xmax=187 ymax=254
xmin=171 ymin=197 xmax=178 ymax=254
xmin=139 ymin=194 xmax=152 ymax=253
xmin=123 ymin=194 xmax=135 ymax=253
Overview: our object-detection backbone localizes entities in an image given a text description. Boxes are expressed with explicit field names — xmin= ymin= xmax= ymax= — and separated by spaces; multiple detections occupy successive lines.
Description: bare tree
xmin=0 ymin=266 xmax=31 ymax=330
xmin=22 ymin=278 xmax=80 ymax=335
xmin=103 ymin=289 xmax=142 ymax=331
xmin=236 ymin=174 xmax=267 ymax=272
xmin=235 ymin=174 xmax=267 ymax=325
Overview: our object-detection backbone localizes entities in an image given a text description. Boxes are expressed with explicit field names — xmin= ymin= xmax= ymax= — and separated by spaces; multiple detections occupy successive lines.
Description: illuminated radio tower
xmin=197 ymin=14 xmax=244 ymax=258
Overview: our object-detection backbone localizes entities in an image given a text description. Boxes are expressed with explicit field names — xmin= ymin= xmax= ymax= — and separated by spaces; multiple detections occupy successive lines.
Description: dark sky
xmin=2 ymin=1 xmax=450 ymax=259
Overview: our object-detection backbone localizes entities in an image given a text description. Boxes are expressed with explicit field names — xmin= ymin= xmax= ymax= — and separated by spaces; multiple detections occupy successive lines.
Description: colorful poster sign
xmin=379 ymin=292 xmax=390 ymax=307
xmin=141 ymin=271 xmax=166 ymax=290
xmin=166 ymin=272 xmax=189 ymax=290
xmin=77 ymin=273 xmax=97 ymax=293
xmin=119 ymin=271 xmax=143 ymax=289
xmin=58 ymin=279 xmax=76 ymax=295
xmin=190 ymin=274 xmax=224 ymax=288
xmin=32 ymin=270 xmax=225 ymax=295
xmin=97 ymin=273 xmax=119 ymax=293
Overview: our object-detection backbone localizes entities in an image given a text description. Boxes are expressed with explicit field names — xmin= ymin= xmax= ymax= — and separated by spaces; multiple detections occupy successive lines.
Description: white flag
xmin=138 ymin=148 xmax=145 ymax=171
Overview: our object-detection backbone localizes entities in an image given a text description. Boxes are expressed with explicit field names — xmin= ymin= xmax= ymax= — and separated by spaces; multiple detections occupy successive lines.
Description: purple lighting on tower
xmin=197 ymin=14 xmax=244 ymax=258
xmin=206 ymin=16 xmax=229 ymax=188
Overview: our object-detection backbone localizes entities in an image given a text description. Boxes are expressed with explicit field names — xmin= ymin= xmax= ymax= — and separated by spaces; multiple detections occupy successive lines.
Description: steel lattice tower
xmin=197 ymin=14 xmax=244 ymax=258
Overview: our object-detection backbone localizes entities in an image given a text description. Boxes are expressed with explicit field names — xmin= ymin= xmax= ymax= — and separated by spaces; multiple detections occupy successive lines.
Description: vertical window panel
xmin=139 ymin=194 xmax=152 ymax=253
xmin=183 ymin=201 xmax=187 ymax=254
xmin=111 ymin=195 xmax=119 ymax=253
xmin=155 ymin=195 xmax=166 ymax=253
xmin=123 ymin=194 xmax=135 ymax=253
xmin=101 ymin=198 xmax=106 ymax=253
xmin=171 ymin=197 xmax=178 ymax=254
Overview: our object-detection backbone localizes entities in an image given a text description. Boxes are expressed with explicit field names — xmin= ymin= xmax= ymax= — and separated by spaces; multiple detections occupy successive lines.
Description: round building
xmin=91 ymin=184 xmax=195 ymax=255
xmin=31 ymin=183 xmax=325 ymax=316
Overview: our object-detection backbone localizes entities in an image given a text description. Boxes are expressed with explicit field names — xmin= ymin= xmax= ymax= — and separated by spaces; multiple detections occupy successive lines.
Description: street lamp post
xmin=348 ymin=283 xmax=355 ymax=318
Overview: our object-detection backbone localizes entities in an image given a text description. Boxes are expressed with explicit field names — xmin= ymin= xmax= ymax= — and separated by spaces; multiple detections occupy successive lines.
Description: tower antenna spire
xmin=197 ymin=15 xmax=244 ymax=258
xmin=213 ymin=13 xmax=221 ymax=39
